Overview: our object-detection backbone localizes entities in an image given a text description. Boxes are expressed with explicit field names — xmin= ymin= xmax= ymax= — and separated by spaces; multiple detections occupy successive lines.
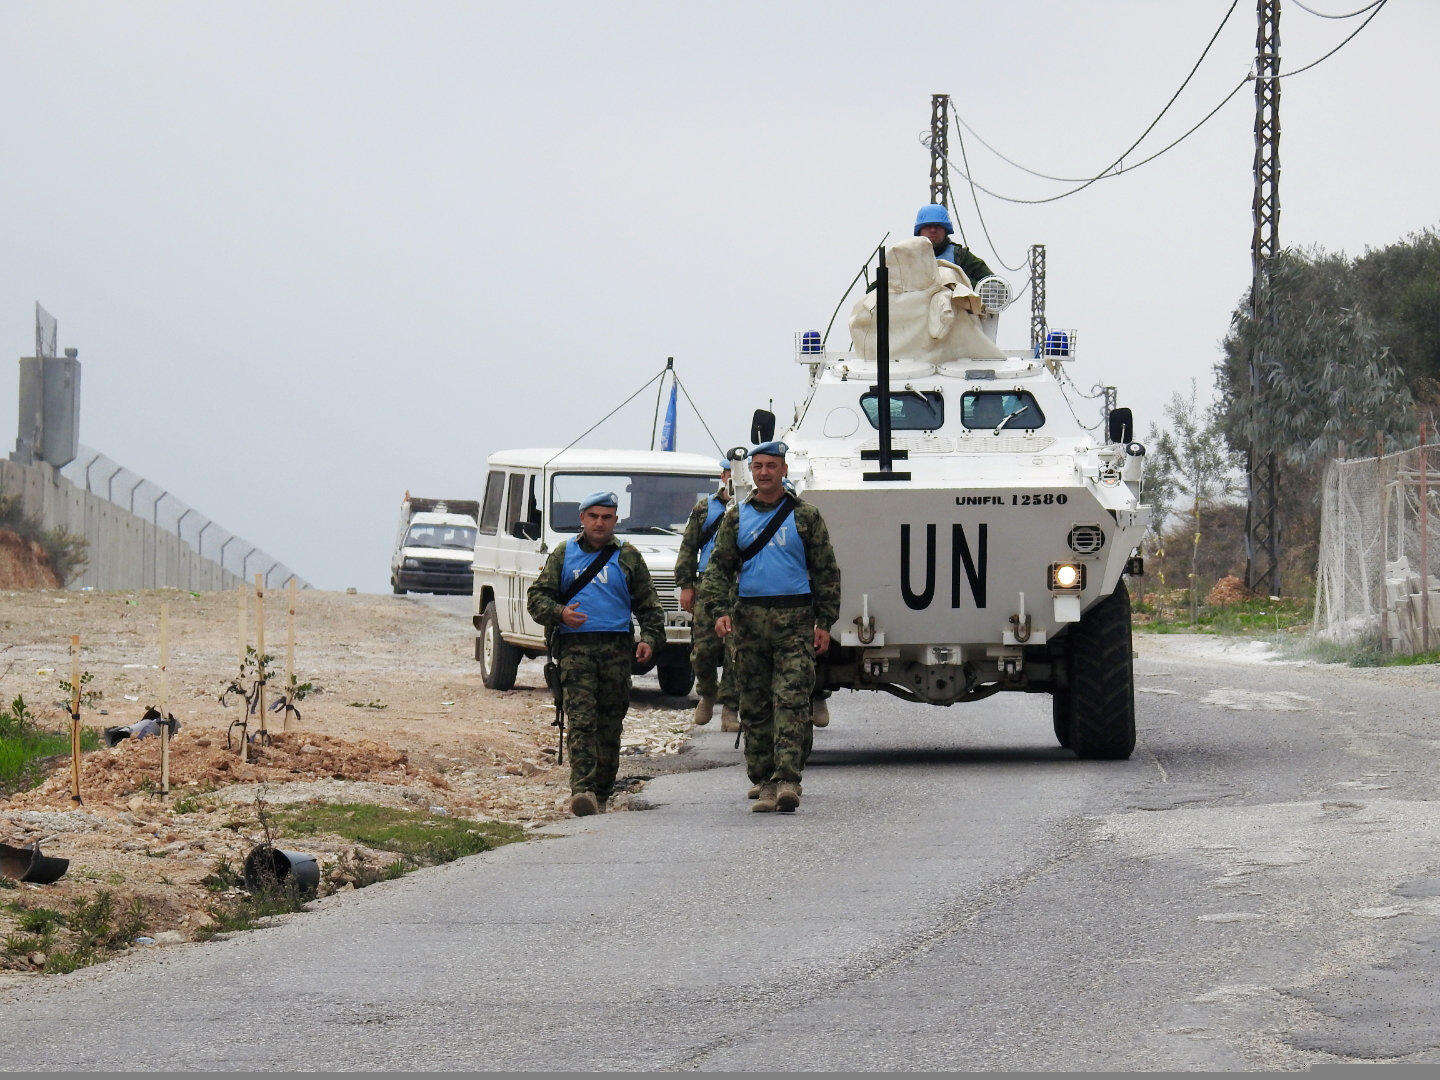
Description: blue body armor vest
xmin=697 ymin=496 xmax=726 ymax=574
xmin=737 ymin=500 xmax=810 ymax=598
xmin=558 ymin=541 xmax=632 ymax=634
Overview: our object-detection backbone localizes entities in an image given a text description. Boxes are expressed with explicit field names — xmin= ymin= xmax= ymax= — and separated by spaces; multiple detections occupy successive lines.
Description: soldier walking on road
xmin=700 ymin=442 xmax=840 ymax=814
xmin=527 ymin=491 xmax=665 ymax=817
xmin=677 ymin=459 xmax=740 ymax=732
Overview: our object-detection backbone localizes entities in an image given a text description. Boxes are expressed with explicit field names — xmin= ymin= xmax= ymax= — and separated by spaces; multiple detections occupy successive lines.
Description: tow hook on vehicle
xmin=1008 ymin=592 xmax=1032 ymax=643
xmin=853 ymin=593 xmax=878 ymax=645
xmin=997 ymin=651 xmax=1025 ymax=683
xmin=864 ymin=658 xmax=888 ymax=680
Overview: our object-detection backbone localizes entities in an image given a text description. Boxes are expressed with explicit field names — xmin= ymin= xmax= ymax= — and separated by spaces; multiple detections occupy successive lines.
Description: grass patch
xmin=0 ymin=695 xmax=102 ymax=794
xmin=273 ymin=803 xmax=525 ymax=865
xmin=193 ymin=806 xmax=524 ymax=943
xmin=1134 ymin=596 xmax=1311 ymax=637
xmin=0 ymin=891 xmax=148 ymax=973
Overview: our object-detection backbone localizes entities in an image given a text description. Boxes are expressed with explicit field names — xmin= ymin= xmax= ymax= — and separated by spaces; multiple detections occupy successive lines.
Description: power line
xmin=1277 ymin=0 xmax=1388 ymax=76
xmin=946 ymin=0 xmax=1242 ymax=185
xmin=1289 ymin=0 xmax=1382 ymax=19
xmin=935 ymin=74 xmax=1252 ymax=206
xmin=933 ymin=0 xmax=1386 ymax=207
xmin=950 ymin=114 xmax=1028 ymax=271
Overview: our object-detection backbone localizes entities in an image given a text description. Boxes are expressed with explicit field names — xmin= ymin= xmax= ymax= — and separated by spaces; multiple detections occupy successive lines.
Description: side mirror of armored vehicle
xmin=751 ymin=409 xmax=777 ymax=444
xmin=1107 ymin=407 xmax=1134 ymax=445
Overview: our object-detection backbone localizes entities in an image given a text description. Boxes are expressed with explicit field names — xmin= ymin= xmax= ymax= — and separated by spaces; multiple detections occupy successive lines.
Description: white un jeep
xmin=470 ymin=447 xmax=722 ymax=697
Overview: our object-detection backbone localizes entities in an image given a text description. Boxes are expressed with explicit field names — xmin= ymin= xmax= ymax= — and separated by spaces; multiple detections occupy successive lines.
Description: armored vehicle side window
xmin=961 ymin=391 xmax=1045 ymax=431
xmin=478 ymin=471 xmax=505 ymax=535
xmin=859 ymin=390 xmax=944 ymax=431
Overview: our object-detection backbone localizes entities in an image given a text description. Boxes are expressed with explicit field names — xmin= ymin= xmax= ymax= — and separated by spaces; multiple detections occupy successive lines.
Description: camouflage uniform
xmin=675 ymin=494 xmax=738 ymax=710
xmin=699 ymin=493 xmax=841 ymax=785
xmin=527 ymin=539 xmax=665 ymax=804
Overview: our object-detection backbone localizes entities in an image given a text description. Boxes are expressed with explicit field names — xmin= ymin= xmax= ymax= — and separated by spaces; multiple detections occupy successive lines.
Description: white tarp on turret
xmin=848 ymin=236 xmax=1006 ymax=364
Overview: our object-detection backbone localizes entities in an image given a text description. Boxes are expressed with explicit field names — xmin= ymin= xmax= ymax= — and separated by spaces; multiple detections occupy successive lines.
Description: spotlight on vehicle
xmin=975 ymin=276 xmax=1012 ymax=315
xmin=1049 ymin=562 xmax=1086 ymax=592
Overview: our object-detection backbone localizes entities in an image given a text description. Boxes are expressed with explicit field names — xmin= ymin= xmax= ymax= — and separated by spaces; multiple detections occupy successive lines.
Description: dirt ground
xmin=0 ymin=587 xmax=692 ymax=970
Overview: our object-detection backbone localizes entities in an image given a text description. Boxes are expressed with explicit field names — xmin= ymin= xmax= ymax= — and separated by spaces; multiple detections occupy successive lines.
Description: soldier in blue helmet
xmin=699 ymin=441 xmax=841 ymax=814
xmin=914 ymin=203 xmax=993 ymax=287
xmin=527 ymin=490 xmax=665 ymax=816
xmin=676 ymin=459 xmax=739 ymax=730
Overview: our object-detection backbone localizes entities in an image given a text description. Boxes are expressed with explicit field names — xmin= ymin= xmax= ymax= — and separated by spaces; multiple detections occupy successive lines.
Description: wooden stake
xmin=284 ymin=579 xmax=297 ymax=732
xmin=1421 ymin=423 xmax=1431 ymax=654
xmin=69 ymin=635 xmax=82 ymax=805
xmin=255 ymin=575 xmax=267 ymax=736
xmin=1379 ymin=432 xmax=1389 ymax=651
xmin=237 ymin=584 xmax=249 ymax=763
xmin=160 ymin=601 xmax=171 ymax=795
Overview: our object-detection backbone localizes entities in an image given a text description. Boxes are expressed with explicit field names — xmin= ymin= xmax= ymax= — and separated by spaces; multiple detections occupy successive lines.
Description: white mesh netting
xmin=1315 ymin=444 xmax=1440 ymax=654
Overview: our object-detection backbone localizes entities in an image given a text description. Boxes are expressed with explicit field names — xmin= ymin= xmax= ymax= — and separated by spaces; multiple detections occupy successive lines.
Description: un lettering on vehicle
xmin=898 ymin=522 xmax=986 ymax=611
xmin=954 ymin=493 xmax=1069 ymax=507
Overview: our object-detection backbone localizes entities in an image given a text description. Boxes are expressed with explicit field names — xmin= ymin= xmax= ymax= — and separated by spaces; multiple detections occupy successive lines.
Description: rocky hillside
xmin=0 ymin=529 xmax=60 ymax=589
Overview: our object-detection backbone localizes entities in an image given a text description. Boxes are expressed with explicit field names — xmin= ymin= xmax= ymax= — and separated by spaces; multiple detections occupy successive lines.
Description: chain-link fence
xmin=60 ymin=446 xmax=309 ymax=590
xmin=1315 ymin=443 xmax=1440 ymax=654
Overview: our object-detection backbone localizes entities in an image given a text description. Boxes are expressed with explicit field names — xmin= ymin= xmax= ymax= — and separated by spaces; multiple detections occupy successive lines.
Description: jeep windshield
xmin=550 ymin=472 xmax=719 ymax=535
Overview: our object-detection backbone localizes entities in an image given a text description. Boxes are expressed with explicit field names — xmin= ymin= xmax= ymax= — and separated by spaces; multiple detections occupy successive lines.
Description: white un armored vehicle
xmin=471 ymin=448 xmax=722 ymax=697
xmin=754 ymin=235 xmax=1148 ymax=759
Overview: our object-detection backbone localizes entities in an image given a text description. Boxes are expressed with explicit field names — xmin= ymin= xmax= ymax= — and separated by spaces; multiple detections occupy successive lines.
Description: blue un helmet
xmin=914 ymin=204 xmax=954 ymax=236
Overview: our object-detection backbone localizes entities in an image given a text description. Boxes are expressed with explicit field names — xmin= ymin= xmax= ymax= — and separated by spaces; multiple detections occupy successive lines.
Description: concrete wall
xmin=0 ymin=458 xmax=243 ymax=591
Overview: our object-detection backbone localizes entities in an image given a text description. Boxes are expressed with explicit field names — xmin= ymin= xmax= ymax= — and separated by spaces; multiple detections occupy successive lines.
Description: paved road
xmin=3 ymin=636 xmax=1440 ymax=1070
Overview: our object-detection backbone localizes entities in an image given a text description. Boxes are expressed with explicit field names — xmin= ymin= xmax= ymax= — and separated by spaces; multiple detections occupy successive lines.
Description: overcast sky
xmin=1 ymin=1 xmax=1433 ymax=591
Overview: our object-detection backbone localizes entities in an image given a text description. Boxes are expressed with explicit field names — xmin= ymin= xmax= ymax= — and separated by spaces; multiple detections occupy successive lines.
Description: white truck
xmin=753 ymin=235 xmax=1149 ymax=759
xmin=470 ymin=448 xmax=722 ymax=696
xmin=390 ymin=494 xmax=480 ymax=595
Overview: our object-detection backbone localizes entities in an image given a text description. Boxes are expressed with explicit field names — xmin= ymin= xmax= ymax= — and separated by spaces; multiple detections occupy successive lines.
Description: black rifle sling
xmin=559 ymin=543 xmax=620 ymax=606
xmin=739 ymin=496 xmax=797 ymax=564
xmin=698 ymin=512 xmax=724 ymax=550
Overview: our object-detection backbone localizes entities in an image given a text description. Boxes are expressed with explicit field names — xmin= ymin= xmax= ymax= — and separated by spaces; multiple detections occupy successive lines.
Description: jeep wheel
xmin=656 ymin=651 xmax=695 ymax=697
xmin=1059 ymin=581 xmax=1135 ymax=760
xmin=478 ymin=601 xmax=522 ymax=691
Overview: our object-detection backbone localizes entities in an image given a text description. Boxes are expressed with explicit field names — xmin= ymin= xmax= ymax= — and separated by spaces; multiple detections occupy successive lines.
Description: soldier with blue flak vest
xmin=913 ymin=203 xmax=993 ymax=287
xmin=699 ymin=441 xmax=841 ymax=814
xmin=527 ymin=491 xmax=665 ymax=817
xmin=676 ymin=459 xmax=740 ymax=731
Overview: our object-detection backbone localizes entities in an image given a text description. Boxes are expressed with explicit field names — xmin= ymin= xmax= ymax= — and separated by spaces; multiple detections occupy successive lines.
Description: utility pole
xmin=929 ymin=93 xmax=950 ymax=206
xmin=1029 ymin=244 xmax=1047 ymax=353
xmin=1245 ymin=0 xmax=1282 ymax=595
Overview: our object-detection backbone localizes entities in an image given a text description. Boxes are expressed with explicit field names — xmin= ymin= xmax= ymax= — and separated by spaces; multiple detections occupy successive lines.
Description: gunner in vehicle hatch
xmin=913 ymin=204 xmax=993 ymax=287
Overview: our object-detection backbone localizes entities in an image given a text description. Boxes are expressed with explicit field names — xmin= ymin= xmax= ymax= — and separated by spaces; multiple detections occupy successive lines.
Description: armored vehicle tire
xmin=656 ymin=651 xmax=695 ymax=697
xmin=1051 ymin=690 xmax=1073 ymax=749
xmin=478 ymin=601 xmax=522 ymax=691
xmin=1058 ymin=581 xmax=1135 ymax=760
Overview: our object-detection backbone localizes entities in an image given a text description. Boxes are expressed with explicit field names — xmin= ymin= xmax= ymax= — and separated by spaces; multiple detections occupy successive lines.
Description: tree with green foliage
xmin=1147 ymin=381 xmax=1241 ymax=619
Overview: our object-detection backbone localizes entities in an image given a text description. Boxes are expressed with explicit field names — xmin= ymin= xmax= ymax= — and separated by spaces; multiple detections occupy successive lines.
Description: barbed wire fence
xmin=60 ymin=446 xmax=310 ymax=590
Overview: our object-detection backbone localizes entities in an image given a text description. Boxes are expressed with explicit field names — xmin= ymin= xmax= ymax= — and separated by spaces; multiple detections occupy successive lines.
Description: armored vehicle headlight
xmin=1049 ymin=562 xmax=1085 ymax=592
xmin=403 ymin=557 xmax=420 ymax=569
xmin=1067 ymin=524 xmax=1105 ymax=555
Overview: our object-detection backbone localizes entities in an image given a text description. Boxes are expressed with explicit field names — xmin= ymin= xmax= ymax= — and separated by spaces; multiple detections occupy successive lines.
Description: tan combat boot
xmin=692 ymin=696 xmax=716 ymax=726
xmin=811 ymin=696 xmax=830 ymax=728
xmin=747 ymin=782 xmax=763 ymax=800
xmin=751 ymin=783 xmax=778 ymax=812
xmin=775 ymin=780 xmax=801 ymax=813
xmin=570 ymin=791 xmax=599 ymax=817
xmin=720 ymin=706 xmax=741 ymax=733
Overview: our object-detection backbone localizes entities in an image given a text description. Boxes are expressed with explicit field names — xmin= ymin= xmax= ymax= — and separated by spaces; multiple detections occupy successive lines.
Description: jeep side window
xmin=478 ymin=471 xmax=505 ymax=535
xmin=504 ymin=473 xmax=526 ymax=538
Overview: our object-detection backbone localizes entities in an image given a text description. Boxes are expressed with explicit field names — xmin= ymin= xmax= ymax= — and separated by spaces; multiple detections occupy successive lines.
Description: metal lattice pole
xmin=1029 ymin=244 xmax=1047 ymax=352
xmin=929 ymin=93 xmax=950 ymax=206
xmin=1245 ymin=0 xmax=1282 ymax=595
